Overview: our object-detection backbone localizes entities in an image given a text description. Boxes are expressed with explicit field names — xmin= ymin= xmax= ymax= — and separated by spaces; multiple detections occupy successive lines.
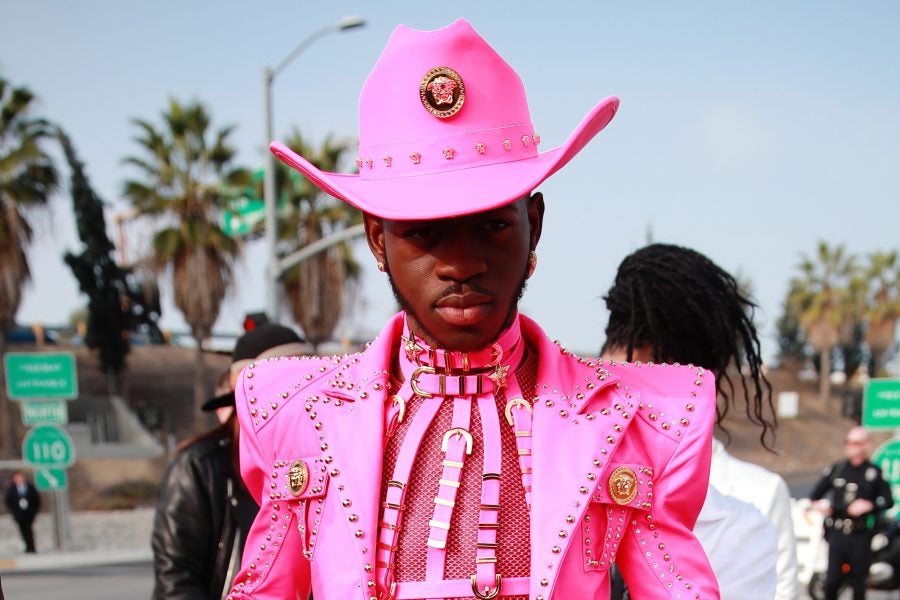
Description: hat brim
xmin=201 ymin=390 xmax=235 ymax=412
xmin=271 ymin=97 xmax=619 ymax=221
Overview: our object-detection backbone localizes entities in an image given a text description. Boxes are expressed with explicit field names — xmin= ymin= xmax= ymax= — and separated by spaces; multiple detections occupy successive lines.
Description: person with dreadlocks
xmin=601 ymin=243 xmax=798 ymax=600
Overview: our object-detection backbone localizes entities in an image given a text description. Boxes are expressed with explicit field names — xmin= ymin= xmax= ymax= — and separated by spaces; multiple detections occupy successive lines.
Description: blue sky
xmin=1 ymin=1 xmax=898 ymax=359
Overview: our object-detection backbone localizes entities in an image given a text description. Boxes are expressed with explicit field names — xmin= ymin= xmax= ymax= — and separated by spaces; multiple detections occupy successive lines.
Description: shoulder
xmin=178 ymin=434 xmax=231 ymax=462
xmin=602 ymin=360 xmax=717 ymax=437
xmin=164 ymin=434 xmax=230 ymax=478
xmin=864 ymin=460 xmax=886 ymax=479
xmin=234 ymin=352 xmax=364 ymax=433
xmin=522 ymin=317 xmax=715 ymax=424
xmin=712 ymin=445 xmax=786 ymax=491
xmin=603 ymin=360 xmax=714 ymax=402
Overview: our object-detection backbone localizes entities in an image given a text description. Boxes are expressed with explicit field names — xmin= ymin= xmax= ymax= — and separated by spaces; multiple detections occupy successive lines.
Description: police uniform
xmin=810 ymin=458 xmax=894 ymax=599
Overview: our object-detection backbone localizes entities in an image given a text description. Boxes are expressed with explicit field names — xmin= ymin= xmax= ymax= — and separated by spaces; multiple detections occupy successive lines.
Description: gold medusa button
xmin=608 ymin=466 xmax=638 ymax=505
xmin=420 ymin=66 xmax=465 ymax=118
xmin=287 ymin=460 xmax=309 ymax=496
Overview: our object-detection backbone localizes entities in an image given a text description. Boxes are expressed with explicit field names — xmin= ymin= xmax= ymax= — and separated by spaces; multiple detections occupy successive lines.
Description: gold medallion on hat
xmin=420 ymin=66 xmax=465 ymax=119
xmin=608 ymin=466 xmax=638 ymax=505
xmin=287 ymin=459 xmax=309 ymax=496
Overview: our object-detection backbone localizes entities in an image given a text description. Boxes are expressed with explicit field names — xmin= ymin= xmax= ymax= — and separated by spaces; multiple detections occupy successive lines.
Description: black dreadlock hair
xmin=602 ymin=243 xmax=777 ymax=451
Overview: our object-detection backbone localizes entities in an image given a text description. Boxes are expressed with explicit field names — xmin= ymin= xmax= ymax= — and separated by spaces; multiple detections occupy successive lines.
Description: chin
xmin=433 ymin=324 xmax=504 ymax=352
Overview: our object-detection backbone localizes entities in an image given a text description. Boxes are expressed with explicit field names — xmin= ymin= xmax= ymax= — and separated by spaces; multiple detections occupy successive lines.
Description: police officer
xmin=810 ymin=426 xmax=894 ymax=600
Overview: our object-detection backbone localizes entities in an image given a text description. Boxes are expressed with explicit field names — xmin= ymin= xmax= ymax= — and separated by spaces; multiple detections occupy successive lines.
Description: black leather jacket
xmin=152 ymin=432 xmax=258 ymax=600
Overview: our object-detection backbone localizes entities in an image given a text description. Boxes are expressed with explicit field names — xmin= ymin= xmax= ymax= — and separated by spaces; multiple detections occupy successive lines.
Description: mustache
xmin=433 ymin=281 xmax=494 ymax=303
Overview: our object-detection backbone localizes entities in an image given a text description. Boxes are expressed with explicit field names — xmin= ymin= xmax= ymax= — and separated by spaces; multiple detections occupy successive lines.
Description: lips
xmin=435 ymin=292 xmax=494 ymax=326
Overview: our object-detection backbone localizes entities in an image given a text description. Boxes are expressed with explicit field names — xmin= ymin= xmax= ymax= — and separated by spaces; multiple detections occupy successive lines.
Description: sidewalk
xmin=0 ymin=508 xmax=154 ymax=572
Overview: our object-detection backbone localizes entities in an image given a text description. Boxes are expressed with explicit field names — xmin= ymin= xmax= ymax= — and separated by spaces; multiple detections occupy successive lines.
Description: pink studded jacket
xmin=227 ymin=314 xmax=720 ymax=599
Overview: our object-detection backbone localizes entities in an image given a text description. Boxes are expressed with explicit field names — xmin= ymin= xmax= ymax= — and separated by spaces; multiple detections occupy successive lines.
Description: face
xmin=844 ymin=427 xmax=871 ymax=462
xmin=215 ymin=405 xmax=235 ymax=424
xmin=365 ymin=195 xmax=543 ymax=351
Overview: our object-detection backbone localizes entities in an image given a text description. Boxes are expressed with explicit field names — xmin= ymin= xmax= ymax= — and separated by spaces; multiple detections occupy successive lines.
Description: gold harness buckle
xmin=504 ymin=397 xmax=532 ymax=426
xmin=410 ymin=366 xmax=436 ymax=398
xmin=441 ymin=427 xmax=474 ymax=455
xmin=390 ymin=394 xmax=406 ymax=424
xmin=470 ymin=574 xmax=502 ymax=599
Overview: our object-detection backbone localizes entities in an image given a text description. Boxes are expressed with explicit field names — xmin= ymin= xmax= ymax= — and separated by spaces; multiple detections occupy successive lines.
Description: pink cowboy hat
xmin=271 ymin=18 xmax=619 ymax=221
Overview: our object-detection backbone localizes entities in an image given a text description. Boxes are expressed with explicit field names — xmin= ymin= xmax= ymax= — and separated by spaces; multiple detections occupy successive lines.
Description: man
xmin=4 ymin=470 xmax=41 ymax=553
xmin=227 ymin=20 xmax=719 ymax=599
xmin=152 ymin=323 xmax=309 ymax=599
xmin=601 ymin=243 xmax=795 ymax=599
xmin=810 ymin=425 xmax=894 ymax=600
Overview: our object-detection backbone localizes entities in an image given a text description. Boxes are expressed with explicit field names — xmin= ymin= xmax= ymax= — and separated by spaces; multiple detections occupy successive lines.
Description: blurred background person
xmin=809 ymin=425 xmax=893 ymax=600
xmin=602 ymin=242 xmax=796 ymax=599
xmin=4 ymin=470 xmax=41 ymax=554
xmin=152 ymin=323 xmax=309 ymax=599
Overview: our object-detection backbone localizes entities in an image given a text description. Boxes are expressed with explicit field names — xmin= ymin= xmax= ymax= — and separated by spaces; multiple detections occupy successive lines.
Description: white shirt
xmin=709 ymin=439 xmax=800 ymax=600
xmin=696 ymin=485 xmax=778 ymax=599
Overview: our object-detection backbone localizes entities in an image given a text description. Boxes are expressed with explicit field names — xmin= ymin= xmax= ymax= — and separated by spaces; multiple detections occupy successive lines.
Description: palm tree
xmin=123 ymin=99 xmax=249 ymax=417
xmin=864 ymin=251 xmax=900 ymax=376
xmin=788 ymin=242 xmax=858 ymax=404
xmin=837 ymin=270 xmax=869 ymax=379
xmin=0 ymin=78 xmax=59 ymax=455
xmin=276 ymin=129 xmax=361 ymax=351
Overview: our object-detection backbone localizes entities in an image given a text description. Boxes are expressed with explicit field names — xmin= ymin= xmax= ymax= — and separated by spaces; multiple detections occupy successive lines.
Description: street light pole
xmin=263 ymin=15 xmax=366 ymax=322
xmin=263 ymin=66 xmax=279 ymax=322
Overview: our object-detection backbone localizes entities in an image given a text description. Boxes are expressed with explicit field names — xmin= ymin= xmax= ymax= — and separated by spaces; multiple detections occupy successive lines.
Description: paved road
xmin=2 ymin=561 xmax=153 ymax=600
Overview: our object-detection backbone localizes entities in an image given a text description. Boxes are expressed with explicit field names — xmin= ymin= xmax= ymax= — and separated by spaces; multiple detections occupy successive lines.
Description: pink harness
xmin=376 ymin=317 xmax=536 ymax=599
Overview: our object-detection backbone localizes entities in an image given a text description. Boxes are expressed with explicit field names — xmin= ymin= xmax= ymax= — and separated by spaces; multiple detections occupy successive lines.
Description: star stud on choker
xmin=404 ymin=337 xmax=424 ymax=362
xmin=488 ymin=364 xmax=509 ymax=389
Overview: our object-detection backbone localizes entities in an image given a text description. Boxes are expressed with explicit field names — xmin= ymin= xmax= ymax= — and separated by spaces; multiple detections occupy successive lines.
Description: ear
xmin=527 ymin=192 xmax=545 ymax=251
xmin=363 ymin=212 xmax=386 ymax=262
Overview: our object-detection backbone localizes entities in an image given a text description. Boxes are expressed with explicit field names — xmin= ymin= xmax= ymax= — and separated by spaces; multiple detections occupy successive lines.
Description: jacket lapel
xmin=315 ymin=315 xmax=402 ymax=560
xmin=522 ymin=317 xmax=634 ymax=594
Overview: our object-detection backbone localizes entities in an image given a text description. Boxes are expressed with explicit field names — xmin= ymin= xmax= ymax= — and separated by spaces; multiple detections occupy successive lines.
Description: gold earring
xmin=377 ymin=260 xmax=386 ymax=272
xmin=527 ymin=250 xmax=537 ymax=278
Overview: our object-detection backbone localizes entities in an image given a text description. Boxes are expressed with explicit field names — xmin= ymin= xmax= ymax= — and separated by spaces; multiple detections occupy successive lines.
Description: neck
xmin=401 ymin=313 xmax=522 ymax=369
xmin=397 ymin=312 xmax=524 ymax=377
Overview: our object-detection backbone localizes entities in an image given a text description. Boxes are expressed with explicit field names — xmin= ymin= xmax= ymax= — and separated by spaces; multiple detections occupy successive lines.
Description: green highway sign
xmin=862 ymin=379 xmax=900 ymax=430
xmin=873 ymin=438 xmax=900 ymax=518
xmin=34 ymin=468 xmax=68 ymax=491
xmin=22 ymin=424 xmax=75 ymax=467
xmin=4 ymin=352 xmax=78 ymax=400
xmin=20 ymin=400 xmax=68 ymax=425
xmin=222 ymin=196 xmax=265 ymax=238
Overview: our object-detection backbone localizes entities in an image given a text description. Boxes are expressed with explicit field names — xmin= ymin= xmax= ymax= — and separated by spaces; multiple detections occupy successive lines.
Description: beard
xmin=385 ymin=258 xmax=530 ymax=349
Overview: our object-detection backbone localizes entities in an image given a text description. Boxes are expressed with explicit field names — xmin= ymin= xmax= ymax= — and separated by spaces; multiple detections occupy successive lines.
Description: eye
xmin=402 ymin=226 xmax=437 ymax=242
xmin=482 ymin=219 xmax=512 ymax=233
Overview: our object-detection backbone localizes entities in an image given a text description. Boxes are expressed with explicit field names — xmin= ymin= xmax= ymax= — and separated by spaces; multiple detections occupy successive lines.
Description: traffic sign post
xmin=5 ymin=352 xmax=79 ymax=551
xmin=862 ymin=379 xmax=900 ymax=430
xmin=872 ymin=438 xmax=900 ymax=519
xmin=4 ymin=352 xmax=79 ymax=400
xmin=21 ymin=426 xmax=75 ymax=550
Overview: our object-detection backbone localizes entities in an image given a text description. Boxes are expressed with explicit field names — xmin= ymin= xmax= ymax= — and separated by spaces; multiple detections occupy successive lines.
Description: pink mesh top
xmin=379 ymin=351 xmax=538 ymax=599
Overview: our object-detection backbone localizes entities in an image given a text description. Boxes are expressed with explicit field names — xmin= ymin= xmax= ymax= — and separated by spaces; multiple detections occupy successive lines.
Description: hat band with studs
xmin=356 ymin=123 xmax=541 ymax=180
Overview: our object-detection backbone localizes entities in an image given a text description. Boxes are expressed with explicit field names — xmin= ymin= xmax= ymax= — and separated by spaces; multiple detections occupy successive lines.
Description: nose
xmin=433 ymin=231 xmax=488 ymax=282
